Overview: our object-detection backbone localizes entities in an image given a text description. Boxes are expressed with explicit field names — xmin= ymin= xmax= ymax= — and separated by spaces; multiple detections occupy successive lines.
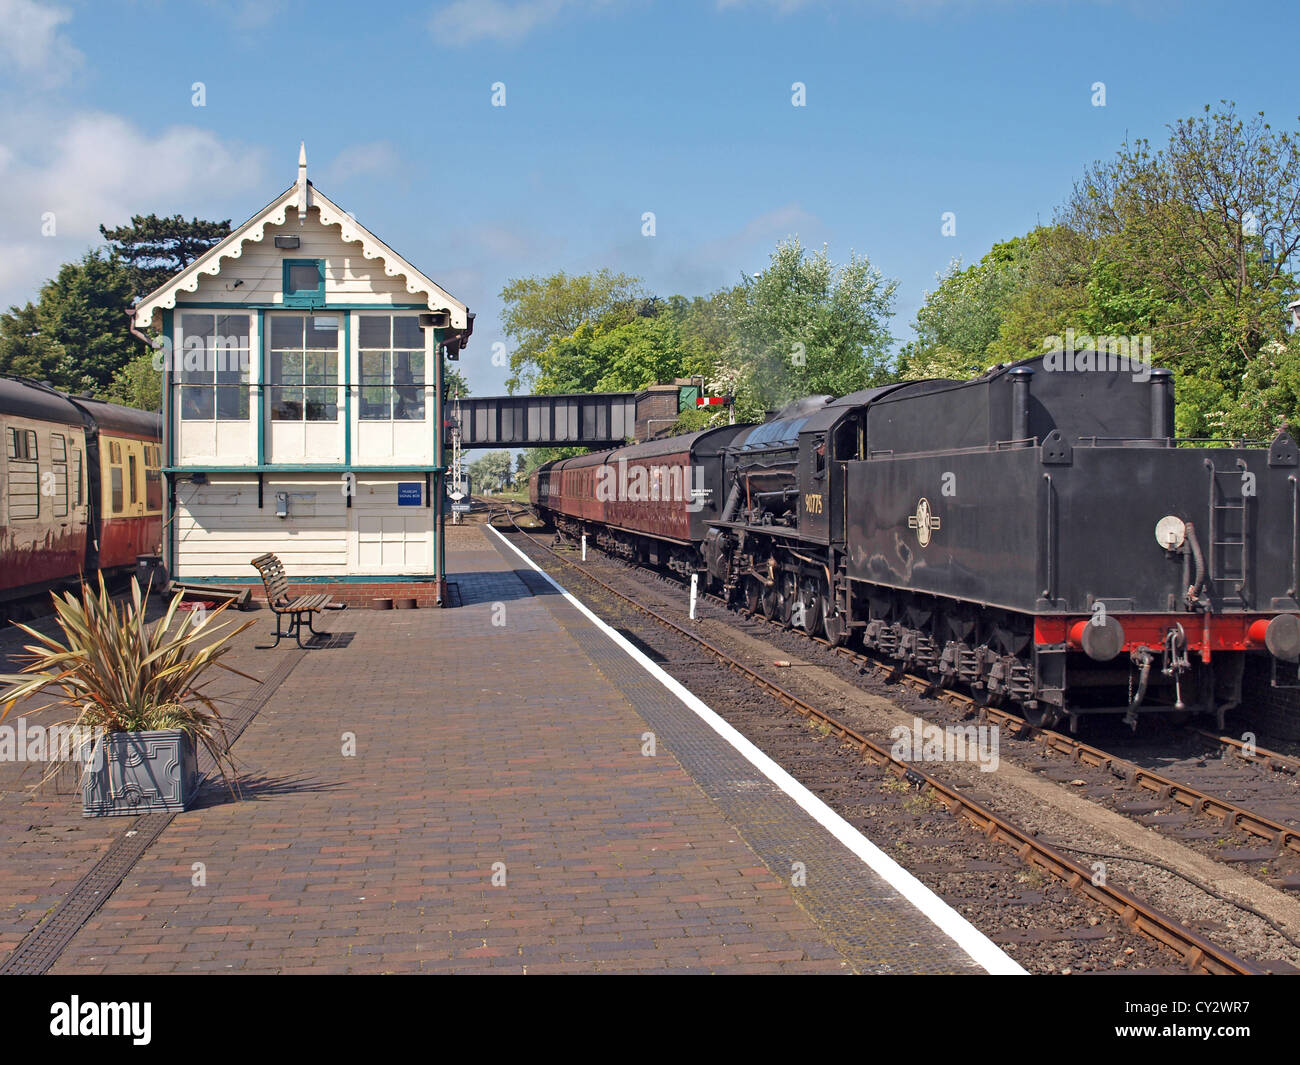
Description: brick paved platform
xmin=0 ymin=524 xmax=1001 ymax=973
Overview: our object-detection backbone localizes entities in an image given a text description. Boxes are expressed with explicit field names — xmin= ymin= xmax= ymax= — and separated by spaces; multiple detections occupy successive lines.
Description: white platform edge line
xmin=489 ymin=525 xmax=1026 ymax=976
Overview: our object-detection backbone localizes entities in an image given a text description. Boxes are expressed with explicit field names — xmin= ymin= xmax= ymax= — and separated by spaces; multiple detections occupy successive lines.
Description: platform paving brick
xmin=23 ymin=531 xmax=861 ymax=974
xmin=3 ymin=524 xmax=993 ymax=974
xmin=0 ymin=606 xmax=287 ymax=968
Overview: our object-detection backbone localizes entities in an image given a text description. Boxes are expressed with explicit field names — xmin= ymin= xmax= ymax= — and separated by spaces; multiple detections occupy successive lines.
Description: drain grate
xmin=0 ymin=813 xmax=174 ymax=974
xmin=0 ymin=647 xmax=306 ymax=974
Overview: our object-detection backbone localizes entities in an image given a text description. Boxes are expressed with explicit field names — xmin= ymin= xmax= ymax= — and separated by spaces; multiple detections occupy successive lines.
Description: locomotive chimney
xmin=1149 ymin=367 xmax=1173 ymax=442
xmin=1008 ymin=366 xmax=1033 ymax=442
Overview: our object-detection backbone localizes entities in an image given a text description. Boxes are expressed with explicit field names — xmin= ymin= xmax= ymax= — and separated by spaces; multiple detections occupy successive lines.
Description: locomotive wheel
xmin=823 ymin=605 xmax=848 ymax=646
xmin=761 ymin=584 xmax=781 ymax=620
xmin=799 ymin=579 xmax=823 ymax=636
xmin=744 ymin=578 xmax=762 ymax=616
xmin=779 ymin=574 xmax=797 ymax=629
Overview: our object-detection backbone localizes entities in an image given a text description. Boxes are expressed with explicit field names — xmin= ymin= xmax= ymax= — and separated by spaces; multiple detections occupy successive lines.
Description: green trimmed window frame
xmin=282 ymin=259 xmax=325 ymax=308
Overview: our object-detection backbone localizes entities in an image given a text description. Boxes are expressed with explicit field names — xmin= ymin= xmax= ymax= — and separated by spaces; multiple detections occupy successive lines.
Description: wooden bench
xmin=250 ymin=553 xmax=339 ymax=648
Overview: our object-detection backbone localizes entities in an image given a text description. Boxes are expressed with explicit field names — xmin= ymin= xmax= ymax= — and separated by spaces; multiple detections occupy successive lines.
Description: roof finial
xmin=297 ymin=141 xmax=309 ymax=223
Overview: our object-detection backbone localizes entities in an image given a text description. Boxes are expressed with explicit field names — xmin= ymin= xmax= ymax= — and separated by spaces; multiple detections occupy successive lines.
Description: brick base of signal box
xmin=259 ymin=582 xmax=447 ymax=609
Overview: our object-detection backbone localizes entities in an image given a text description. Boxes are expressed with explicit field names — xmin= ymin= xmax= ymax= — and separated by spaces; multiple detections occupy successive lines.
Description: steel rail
xmin=560 ymin=519 xmax=1300 ymax=863
xmin=1189 ymin=727 xmax=1300 ymax=776
xmin=496 ymin=510 xmax=1264 ymax=976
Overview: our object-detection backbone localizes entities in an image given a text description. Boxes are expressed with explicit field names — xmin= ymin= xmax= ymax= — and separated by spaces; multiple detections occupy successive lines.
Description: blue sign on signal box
xmin=397 ymin=482 xmax=422 ymax=506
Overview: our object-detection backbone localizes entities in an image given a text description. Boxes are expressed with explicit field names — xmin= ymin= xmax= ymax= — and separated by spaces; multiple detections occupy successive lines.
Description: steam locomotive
xmin=531 ymin=352 xmax=1300 ymax=730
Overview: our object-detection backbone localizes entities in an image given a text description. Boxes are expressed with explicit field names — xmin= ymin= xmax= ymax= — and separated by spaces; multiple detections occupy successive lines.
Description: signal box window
xmin=282 ymin=259 xmax=325 ymax=307
xmin=179 ymin=313 xmax=250 ymax=420
xmin=359 ymin=315 xmax=426 ymax=420
xmin=270 ymin=314 xmax=339 ymax=421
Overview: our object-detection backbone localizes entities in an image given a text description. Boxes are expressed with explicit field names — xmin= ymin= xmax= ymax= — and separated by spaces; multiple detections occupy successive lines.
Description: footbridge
xmin=450 ymin=383 xmax=696 ymax=449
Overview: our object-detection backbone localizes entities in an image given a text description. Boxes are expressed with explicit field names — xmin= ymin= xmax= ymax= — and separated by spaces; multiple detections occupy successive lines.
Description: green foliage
xmin=903 ymin=103 xmax=1300 ymax=436
xmin=500 ymin=268 xmax=644 ymax=393
xmin=519 ymin=446 xmax=588 ymax=473
xmin=0 ymin=301 xmax=61 ymax=382
xmin=444 ymin=363 xmax=470 ymax=398
xmin=900 ymin=237 xmax=1030 ymax=371
xmin=0 ymin=250 xmax=137 ymax=394
xmin=501 ymin=245 xmax=896 ymax=441
xmin=529 ymin=294 xmax=718 ymax=396
xmin=0 ymin=214 xmax=231 ymax=409
xmin=99 ymin=214 xmax=232 ymax=299
xmin=718 ymin=238 xmax=897 ymax=421
xmin=0 ymin=576 xmax=257 ymax=790
xmin=1058 ymin=102 xmax=1300 ymax=432
xmin=468 ymin=449 xmax=514 ymax=491
xmin=104 ymin=349 xmax=162 ymax=411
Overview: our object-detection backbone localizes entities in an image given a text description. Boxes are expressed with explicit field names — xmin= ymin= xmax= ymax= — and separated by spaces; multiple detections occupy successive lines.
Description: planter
xmin=80 ymin=729 xmax=200 ymax=817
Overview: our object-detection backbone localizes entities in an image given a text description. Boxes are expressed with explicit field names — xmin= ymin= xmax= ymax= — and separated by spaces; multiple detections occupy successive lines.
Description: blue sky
xmin=1 ymin=0 xmax=1296 ymax=397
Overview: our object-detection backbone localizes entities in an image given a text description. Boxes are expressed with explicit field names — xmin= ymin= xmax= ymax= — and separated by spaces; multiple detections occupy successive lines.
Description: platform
xmin=0 ymin=524 xmax=1015 ymax=974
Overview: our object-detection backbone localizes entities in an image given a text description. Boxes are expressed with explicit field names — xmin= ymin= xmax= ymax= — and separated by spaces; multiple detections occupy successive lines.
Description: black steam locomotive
xmin=532 ymin=352 xmax=1300 ymax=729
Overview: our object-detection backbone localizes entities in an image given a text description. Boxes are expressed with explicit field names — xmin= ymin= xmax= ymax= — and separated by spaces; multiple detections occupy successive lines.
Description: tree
xmin=0 ymin=251 xmax=137 ymax=394
xmin=468 ymin=450 xmax=513 ymax=492
xmin=443 ymin=363 xmax=470 ymax=398
xmin=899 ymin=228 xmax=1092 ymax=378
xmin=0 ymin=301 xmax=61 ymax=383
xmin=718 ymin=238 xmax=897 ymax=421
xmin=898 ymin=103 xmax=1300 ymax=437
xmin=99 ymin=214 xmax=232 ymax=299
xmin=1060 ymin=102 xmax=1300 ymax=434
xmin=104 ymin=350 xmax=162 ymax=411
xmin=528 ymin=296 xmax=715 ymax=397
xmin=500 ymin=269 xmax=645 ymax=392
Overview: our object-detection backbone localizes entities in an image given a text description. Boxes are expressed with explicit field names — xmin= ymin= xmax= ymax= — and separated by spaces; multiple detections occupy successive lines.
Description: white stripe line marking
xmin=490 ymin=525 xmax=1026 ymax=975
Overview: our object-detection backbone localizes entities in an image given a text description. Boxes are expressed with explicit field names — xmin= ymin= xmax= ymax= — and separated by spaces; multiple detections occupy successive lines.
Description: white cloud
xmin=0 ymin=0 xmax=83 ymax=87
xmin=321 ymin=141 xmax=401 ymax=186
xmin=199 ymin=0 xmax=289 ymax=30
xmin=430 ymin=0 xmax=628 ymax=46
xmin=668 ymin=202 xmax=823 ymax=289
xmin=0 ymin=114 xmax=266 ymax=305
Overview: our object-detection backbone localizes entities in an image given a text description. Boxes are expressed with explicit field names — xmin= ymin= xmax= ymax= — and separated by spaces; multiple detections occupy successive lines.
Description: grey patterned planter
xmin=80 ymin=729 xmax=199 ymax=817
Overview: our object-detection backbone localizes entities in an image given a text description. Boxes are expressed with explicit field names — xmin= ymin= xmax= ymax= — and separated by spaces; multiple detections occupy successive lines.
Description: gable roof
xmin=132 ymin=177 xmax=469 ymax=330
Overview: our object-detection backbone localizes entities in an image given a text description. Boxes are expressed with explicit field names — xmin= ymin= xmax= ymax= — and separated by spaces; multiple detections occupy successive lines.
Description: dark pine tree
xmin=99 ymin=214 xmax=232 ymax=299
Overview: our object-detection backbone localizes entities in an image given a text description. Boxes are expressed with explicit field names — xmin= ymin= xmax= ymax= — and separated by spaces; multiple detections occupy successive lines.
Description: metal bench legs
xmin=269 ymin=609 xmax=316 ymax=648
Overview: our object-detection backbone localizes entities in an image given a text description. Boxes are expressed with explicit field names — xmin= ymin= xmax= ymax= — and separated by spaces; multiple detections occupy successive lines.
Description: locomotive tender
xmin=1 ymin=376 xmax=162 ymax=612
xmin=532 ymin=352 xmax=1300 ymax=729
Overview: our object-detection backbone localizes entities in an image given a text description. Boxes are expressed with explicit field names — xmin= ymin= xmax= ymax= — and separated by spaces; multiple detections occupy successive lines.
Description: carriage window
xmin=128 ymin=453 xmax=138 ymax=504
xmin=7 ymin=427 xmax=37 ymax=460
xmin=359 ymin=315 xmax=426 ymax=420
xmin=111 ymin=467 xmax=123 ymax=513
xmin=144 ymin=445 xmax=161 ymax=511
xmin=270 ymin=315 xmax=339 ymax=421
xmin=72 ymin=448 xmax=83 ymax=506
xmin=51 ymin=434 xmax=67 ymax=517
xmin=179 ymin=313 xmax=250 ymax=420
xmin=5 ymin=428 xmax=38 ymax=520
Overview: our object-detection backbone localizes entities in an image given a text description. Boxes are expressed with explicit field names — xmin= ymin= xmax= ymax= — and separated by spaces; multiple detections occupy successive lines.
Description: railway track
xmin=757 ymin=610 xmax=1300 ymax=861
xmin=492 ymin=506 xmax=1267 ymax=975
xmin=494 ymin=499 xmax=1300 ymax=876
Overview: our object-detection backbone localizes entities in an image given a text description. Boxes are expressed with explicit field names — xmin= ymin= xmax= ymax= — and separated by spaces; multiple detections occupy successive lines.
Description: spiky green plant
xmin=0 ymin=575 xmax=257 ymax=791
